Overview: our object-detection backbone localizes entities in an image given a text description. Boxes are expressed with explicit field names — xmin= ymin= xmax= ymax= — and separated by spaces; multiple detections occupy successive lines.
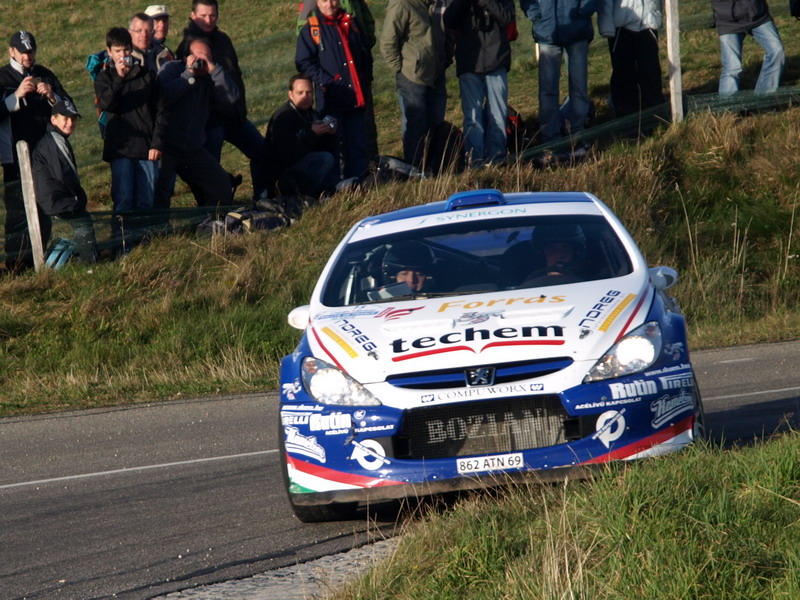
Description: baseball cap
xmin=10 ymin=30 xmax=37 ymax=53
xmin=52 ymin=99 xmax=81 ymax=118
xmin=145 ymin=4 xmax=170 ymax=18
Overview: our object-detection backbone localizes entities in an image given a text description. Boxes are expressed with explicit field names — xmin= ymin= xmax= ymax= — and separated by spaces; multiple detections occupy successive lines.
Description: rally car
xmin=279 ymin=189 xmax=706 ymax=522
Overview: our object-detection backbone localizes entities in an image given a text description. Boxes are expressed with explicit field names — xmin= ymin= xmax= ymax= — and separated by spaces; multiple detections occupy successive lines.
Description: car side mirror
xmin=287 ymin=305 xmax=311 ymax=330
xmin=649 ymin=266 xmax=679 ymax=290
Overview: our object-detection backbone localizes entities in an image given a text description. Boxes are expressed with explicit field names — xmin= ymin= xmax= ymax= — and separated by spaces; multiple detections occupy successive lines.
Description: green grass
xmin=337 ymin=433 xmax=800 ymax=599
xmin=4 ymin=0 xmax=800 ymax=414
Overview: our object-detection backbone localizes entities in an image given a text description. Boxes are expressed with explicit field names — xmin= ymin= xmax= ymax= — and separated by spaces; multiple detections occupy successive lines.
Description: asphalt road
xmin=2 ymin=341 xmax=799 ymax=600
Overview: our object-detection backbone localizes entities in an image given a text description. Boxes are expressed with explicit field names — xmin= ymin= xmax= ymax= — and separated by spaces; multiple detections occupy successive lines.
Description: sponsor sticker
xmin=457 ymin=311 xmax=504 ymax=325
xmin=316 ymin=307 xmax=382 ymax=320
xmin=391 ymin=325 xmax=565 ymax=362
xmin=321 ymin=326 xmax=358 ymax=358
xmin=282 ymin=379 xmax=302 ymax=401
xmin=457 ymin=452 xmax=524 ymax=474
xmin=350 ymin=439 xmax=391 ymax=470
xmin=416 ymin=207 xmax=530 ymax=225
xmin=420 ymin=382 xmax=545 ymax=403
xmin=598 ymin=293 xmax=637 ymax=332
xmin=593 ymin=410 xmax=626 ymax=448
xmin=309 ymin=411 xmax=353 ymax=435
xmin=374 ymin=306 xmax=424 ymax=320
xmin=608 ymin=379 xmax=658 ymax=400
xmin=437 ymin=295 xmax=565 ymax=313
xmin=650 ymin=389 xmax=694 ymax=428
xmin=284 ymin=426 xmax=326 ymax=463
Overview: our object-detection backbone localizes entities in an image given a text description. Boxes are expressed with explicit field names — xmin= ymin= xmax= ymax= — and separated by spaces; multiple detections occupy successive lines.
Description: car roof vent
xmin=445 ymin=189 xmax=506 ymax=211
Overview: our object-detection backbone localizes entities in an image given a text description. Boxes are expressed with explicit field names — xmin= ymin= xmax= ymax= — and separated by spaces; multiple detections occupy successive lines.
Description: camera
xmin=322 ymin=115 xmax=336 ymax=130
xmin=122 ymin=56 xmax=135 ymax=67
xmin=191 ymin=58 xmax=207 ymax=71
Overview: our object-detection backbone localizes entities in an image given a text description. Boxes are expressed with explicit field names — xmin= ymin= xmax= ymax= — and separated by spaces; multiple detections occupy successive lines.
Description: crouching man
xmin=262 ymin=73 xmax=339 ymax=198
xmin=31 ymin=99 xmax=97 ymax=264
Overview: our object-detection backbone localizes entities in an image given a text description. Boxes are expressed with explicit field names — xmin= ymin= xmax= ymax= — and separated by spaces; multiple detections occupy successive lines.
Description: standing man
xmin=0 ymin=30 xmax=70 ymax=272
xmin=711 ymin=0 xmax=784 ymax=96
xmin=521 ymin=0 xmax=599 ymax=143
xmin=129 ymin=12 xmax=173 ymax=73
xmin=381 ymin=0 xmax=449 ymax=169
xmin=444 ymin=0 xmax=514 ymax=166
xmin=176 ymin=0 xmax=266 ymax=199
xmin=155 ymin=37 xmax=239 ymax=208
xmin=145 ymin=5 xmax=172 ymax=47
xmin=94 ymin=27 xmax=163 ymax=244
xmin=263 ymin=74 xmax=339 ymax=198
xmin=31 ymin=100 xmax=97 ymax=264
xmin=598 ymin=0 xmax=664 ymax=117
xmin=297 ymin=0 xmax=373 ymax=179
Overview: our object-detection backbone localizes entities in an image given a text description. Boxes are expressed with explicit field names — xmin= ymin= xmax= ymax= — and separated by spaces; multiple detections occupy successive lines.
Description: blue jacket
xmin=520 ymin=0 xmax=599 ymax=46
xmin=295 ymin=9 xmax=373 ymax=113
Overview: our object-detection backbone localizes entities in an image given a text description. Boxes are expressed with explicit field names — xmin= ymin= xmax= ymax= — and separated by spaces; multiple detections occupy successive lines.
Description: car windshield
xmin=321 ymin=215 xmax=634 ymax=307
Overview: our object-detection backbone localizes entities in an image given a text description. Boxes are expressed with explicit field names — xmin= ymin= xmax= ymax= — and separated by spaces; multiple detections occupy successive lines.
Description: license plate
xmin=456 ymin=453 xmax=524 ymax=474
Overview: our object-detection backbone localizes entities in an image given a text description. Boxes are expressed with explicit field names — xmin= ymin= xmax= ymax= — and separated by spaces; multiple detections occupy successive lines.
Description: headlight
xmin=301 ymin=357 xmax=381 ymax=406
xmin=583 ymin=322 xmax=662 ymax=382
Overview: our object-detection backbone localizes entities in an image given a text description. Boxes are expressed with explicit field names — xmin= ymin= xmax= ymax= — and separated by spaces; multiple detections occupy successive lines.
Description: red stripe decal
xmin=310 ymin=326 xmax=344 ymax=370
xmin=482 ymin=340 xmax=565 ymax=351
xmin=287 ymin=454 xmax=403 ymax=487
xmin=614 ymin=287 xmax=651 ymax=343
xmin=583 ymin=416 xmax=693 ymax=464
xmin=392 ymin=345 xmax=475 ymax=362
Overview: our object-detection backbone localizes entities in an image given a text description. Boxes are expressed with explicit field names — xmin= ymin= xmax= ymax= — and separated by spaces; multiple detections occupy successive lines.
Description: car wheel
xmin=691 ymin=372 xmax=709 ymax=442
xmin=278 ymin=422 xmax=359 ymax=523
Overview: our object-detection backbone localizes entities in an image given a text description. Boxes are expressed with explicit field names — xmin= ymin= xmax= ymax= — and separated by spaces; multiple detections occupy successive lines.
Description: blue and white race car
xmin=279 ymin=189 xmax=706 ymax=522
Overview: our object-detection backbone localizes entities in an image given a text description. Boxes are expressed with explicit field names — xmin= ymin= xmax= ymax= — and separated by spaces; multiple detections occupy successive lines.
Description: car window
xmin=321 ymin=215 xmax=633 ymax=306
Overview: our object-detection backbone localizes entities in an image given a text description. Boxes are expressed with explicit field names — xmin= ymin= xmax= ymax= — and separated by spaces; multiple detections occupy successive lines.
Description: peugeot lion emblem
xmin=465 ymin=367 xmax=495 ymax=387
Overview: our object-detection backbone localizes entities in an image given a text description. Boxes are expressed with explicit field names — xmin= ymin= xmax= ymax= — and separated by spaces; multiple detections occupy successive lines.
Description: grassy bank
xmin=4 ymin=0 xmax=800 ymax=414
xmin=336 ymin=432 xmax=800 ymax=599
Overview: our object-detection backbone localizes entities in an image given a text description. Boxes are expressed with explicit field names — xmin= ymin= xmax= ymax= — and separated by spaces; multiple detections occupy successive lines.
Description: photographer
xmin=154 ymin=37 xmax=239 ymax=208
xmin=0 ymin=30 xmax=70 ymax=272
xmin=94 ymin=27 xmax=164 ymax=245
xmin=262 ymin=73 xmax=339 ymax=198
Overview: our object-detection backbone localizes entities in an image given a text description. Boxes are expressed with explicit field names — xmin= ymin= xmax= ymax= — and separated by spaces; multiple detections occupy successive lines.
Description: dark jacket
xmin=31 ymin=124 xmax=87 ymax=216
xmin=0 ymin=62 xmax=71 ymax=165
xmin=262 ymin=100 xmax=337 ymax=191
xmin=520 ymin=0 xmax=598 ymax=46
xmin=176 ymin=21 xmax=248 ymax=124
xmin=94 ymin=64 xmax=164 ymax=162
xmin=156 ymin=59 xmax=240 ymax=154
xmin=296 ymin=9 xmax=373 ymax=113
xmin=443 ymin=0 xmax=515 ymax=76
xmin=711 ymin=0 xmax=772 ymax=35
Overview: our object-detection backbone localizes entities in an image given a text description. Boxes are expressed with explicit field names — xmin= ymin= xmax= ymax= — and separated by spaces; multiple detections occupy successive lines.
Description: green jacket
xmin=296 ymin=0 xmax=376 ymax=49
xmin=380 ymin=0 xmax=446 ymax=87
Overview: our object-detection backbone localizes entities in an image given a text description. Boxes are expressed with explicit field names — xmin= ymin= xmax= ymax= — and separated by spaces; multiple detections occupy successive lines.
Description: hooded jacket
xmin=598 ymin=0 xmax=662 ymax=37
xmin=443 ymin=0 xmax=515 ymax=76
xmin=31 ymin=123 xmax=87 ymax=216
xmin=520 ymin=0 xmax=599 ymax=46
xmin=296 ymin=8 xmax=373 ymax=113
xmin=711 ymin=0 xmax=772 ymax=35
xmin=381 ymin=0 xmax=449 ymax=87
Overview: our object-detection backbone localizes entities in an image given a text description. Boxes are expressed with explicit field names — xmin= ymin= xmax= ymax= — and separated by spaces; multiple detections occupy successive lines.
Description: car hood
xmin=307 ymin=276 xmax=653 ymax=384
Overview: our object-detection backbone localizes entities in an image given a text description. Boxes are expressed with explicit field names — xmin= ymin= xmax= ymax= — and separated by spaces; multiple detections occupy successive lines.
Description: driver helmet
xmin=381 ymin=241 xmax=436 ymax=284
xmin=533 ymin=223 xmax=587 ymax=272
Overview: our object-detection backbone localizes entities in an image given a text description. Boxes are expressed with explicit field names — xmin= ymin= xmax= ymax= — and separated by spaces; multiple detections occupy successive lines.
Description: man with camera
xmin=262 ymin=73 xmax=339 ymax=199
xmin=1 ymin=30 xmax=71 ymax=272
xmin=94 ymin=27 xmax=164 ymax=246
xmin=154 ymin=37 xmax=239 ymax=208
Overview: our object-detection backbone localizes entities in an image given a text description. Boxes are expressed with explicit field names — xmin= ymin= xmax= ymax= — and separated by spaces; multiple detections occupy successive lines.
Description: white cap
xmin=144 ymin=4 xmax=169 ymax=18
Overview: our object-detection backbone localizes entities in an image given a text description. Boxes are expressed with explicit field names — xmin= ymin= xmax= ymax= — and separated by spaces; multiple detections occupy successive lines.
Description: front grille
xmin=386 ymin=358 xmax=573 ymax=390
xmin=395 ymin=395 xmax=568 ymax=459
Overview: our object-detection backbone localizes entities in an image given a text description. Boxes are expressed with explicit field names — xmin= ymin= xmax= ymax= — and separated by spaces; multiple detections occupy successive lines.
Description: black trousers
xmin=607 ymin=28 xmax=665 ymax=117
xmin=3 ymin=162 xmax=34 ymax=272
xmin=155 ymin=147 xmax=233 ymax=209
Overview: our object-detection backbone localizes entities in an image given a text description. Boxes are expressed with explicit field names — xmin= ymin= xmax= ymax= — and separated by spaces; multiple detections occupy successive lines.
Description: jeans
xmin=719 ymin=20 xmax=785 ymax=96
xmin=205 ymin=119 xmax=267 ymax=198
xmin=110 ymin=158 xmax=158 ymax=211
xmin=284 ymin=151 xmax=339 ymax=197
xmin=538 ymin=40 xmax=590 ymax=142
xmin=458 ymin=69 xmax=508 ymax=165
xmin=396 ymin=72 xmax=447 ymax=168
xmin=327 ymin=108 xmax=368 ymax=179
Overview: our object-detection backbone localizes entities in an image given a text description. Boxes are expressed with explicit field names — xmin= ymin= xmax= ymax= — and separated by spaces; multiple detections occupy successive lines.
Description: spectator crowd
xmin=1 ymin=0 xmax=789 ymax=271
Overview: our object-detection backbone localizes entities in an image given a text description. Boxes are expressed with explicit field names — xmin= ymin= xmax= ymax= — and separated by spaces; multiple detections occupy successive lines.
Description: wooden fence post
xmin=16 ymin=140 xmax=45 ymax=270
xmin=665 ymin=0 xmax=684 ymax=123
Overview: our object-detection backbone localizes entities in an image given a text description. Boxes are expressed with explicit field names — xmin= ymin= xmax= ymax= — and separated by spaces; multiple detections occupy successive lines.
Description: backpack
xmin=507 ymin=106 xmax=531 ymax=153
xmin=428 ymin=121 xmax=465 ymax=175
xmin=85 ymin=50 xmax=110 ymax=137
